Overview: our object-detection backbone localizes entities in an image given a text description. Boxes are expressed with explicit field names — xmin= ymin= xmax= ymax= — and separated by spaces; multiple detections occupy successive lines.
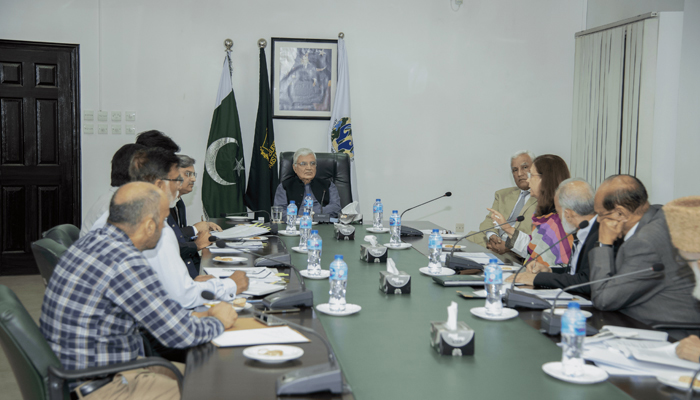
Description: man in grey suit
xmin=467 ymin=150 xmax=538 ymax=252
xmin=589 ymin=175 xmax=700 ymax=326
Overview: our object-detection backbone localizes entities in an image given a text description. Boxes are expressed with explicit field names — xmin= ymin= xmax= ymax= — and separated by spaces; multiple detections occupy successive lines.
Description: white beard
xmin=561 ymin=216 xmax=577 ymax=234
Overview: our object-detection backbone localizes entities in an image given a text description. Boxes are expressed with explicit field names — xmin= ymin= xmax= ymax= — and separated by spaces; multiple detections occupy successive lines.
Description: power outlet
xmin=455 ymin=223 xmax=465 ymax=233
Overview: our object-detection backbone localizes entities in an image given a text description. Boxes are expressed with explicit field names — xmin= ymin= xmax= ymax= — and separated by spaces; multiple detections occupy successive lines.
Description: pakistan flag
xmin=202 ymin=51 xmax=246 ymax=218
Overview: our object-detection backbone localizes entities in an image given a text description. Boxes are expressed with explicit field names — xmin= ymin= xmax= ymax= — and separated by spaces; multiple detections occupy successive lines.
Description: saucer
xmin=242 ymin=345 xmax=304 ymax=364
xmin=542 ymin=362 xmax=608 ymax=384
xmin=291 ymin=246 xmax=308 ymax=254
xmin=419 ymin=267 xmax=456 ymax=276
xmin=366 ymin=227 xmax=389 ymax=233
xmin=213 ymin=256 xmax=248 ymax=264
xmin=279 ymin=230 xmax=300 ymax=237
xmin=316 ymin=303 xmax=361 ymax=316
xmin=383 ymin=242 xmax=412 ymax=250
xmin=470 ymin=307 xmax=519 ymax=321
xmin=656 ymin=373 xmax=700 ymax=392
xmin=300 ymin=269 xmax=330 ymax=279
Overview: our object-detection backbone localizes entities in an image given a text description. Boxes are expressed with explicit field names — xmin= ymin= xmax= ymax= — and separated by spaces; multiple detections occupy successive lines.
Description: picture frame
xmin=271 ymin=37 xmax=338 ymax=120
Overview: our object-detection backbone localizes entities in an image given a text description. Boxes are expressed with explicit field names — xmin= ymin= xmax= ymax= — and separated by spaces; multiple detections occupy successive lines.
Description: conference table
xmin=182 ymin=219 xmax=685 ymax=400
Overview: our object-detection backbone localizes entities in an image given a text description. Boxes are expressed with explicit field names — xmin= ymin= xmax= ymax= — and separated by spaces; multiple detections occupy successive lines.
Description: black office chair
xmin=0 ymin=284 xmax=183 ymax=400
xmin=42 ymin=224 xmax=80 ymax=248
xmin=278 ymin=151 xmax=353 ymax=208
xmin=30 ymin=239 xmax=67 ymax=287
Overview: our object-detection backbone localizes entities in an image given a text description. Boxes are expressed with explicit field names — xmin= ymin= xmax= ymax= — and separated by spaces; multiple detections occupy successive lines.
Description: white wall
xmin=586 ymin=0 xmax=684 ymax=28
xmin=0 ymin=0 xmax=585 ymax=232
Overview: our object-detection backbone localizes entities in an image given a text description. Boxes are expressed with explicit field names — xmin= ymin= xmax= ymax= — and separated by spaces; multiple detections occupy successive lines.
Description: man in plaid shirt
xmin=40 ymin=182 xmax=237 ymax=399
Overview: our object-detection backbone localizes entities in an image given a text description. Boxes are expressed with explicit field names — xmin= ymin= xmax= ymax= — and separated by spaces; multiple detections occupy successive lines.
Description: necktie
xmin=569 ymin=232 xmax=580 ymax=274
xmin=500 ymin=191 xmax=529 ymax=238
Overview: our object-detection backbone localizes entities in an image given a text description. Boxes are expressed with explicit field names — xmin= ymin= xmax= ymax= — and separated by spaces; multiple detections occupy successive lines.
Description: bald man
xmin=41 ymin=182 xmax=237 ymax=399
xmin=588 ymin=175 xmax=700 ymax=326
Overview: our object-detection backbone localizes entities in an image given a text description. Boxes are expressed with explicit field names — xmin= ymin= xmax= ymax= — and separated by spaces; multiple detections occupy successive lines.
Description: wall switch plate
xmin=97 ymin=111 xmax=108 ymax=122
xmin=111 ymin=111 xmax=122 ymax=122
xmin=83 ymin=124 xmax=94 ymax=134
xmin=125 ymin=111 xmax=136 ymax=122
xmin=455 ymin=223 xmax=465 ymax=233
xmin=111 ymin=125 xmax=122 ymax=134
xmin=83 ymin=110 xmax=94 ymax=121
xmin=97 ymin=124 xmax=108 ymax=134
xmin=125 ymin=125 xmax=136 ymax=135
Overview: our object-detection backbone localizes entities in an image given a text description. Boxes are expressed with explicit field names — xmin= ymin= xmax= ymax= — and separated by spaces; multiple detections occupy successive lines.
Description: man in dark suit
xmin=589 ymin=175 xmax=700 ymax=326
xmin=507 ymin=178 xmax=597 ymax=295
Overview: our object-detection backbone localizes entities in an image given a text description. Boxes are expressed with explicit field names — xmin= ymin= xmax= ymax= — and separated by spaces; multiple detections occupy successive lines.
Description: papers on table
xmin=213 ymin=224 xmax=269 ymax=239
xmin=243 ymin=280 xmax=286 ymax=296
xmin=203 ymin=267 xmax=274 ymax=279
xmin=512 ymin=288 xmax=594 ymax=307
xmin=453 ymin=252 xmax=504 ymax=265
xmin=212 ymin=326 xmax=310 ymax=347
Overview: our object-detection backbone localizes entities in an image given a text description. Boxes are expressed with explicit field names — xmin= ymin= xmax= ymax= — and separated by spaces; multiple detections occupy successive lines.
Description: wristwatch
xmin=597 ymin=241 xmax=613 ymax=248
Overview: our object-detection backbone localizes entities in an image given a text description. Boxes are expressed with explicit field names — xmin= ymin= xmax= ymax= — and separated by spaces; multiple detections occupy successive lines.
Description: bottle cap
xmin=567 ymin=302 xmax=581 ymax=309
xmin=432 ymin=229 xmax=439 ymax=233
xmin=290 ymin=200 xmax=295 ymax=204
xmin=376 ymin=199 xmax=381 ymax=201
xmin=303 ymin=211 xmax=309 ymax=216
xmin=334 ymin=255 xmax=344 ymax=260
xmin=311 ymin=230 xmax=318 ymax=234
xmin=393 ymin=210 xmax=398 ymax=213
xmin=489 ymin=258 xmax=499 ymax=264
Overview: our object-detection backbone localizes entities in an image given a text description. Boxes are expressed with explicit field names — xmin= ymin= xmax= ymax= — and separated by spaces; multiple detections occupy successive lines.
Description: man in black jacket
xmin=507 ymin=178 xmax=597 ymax=295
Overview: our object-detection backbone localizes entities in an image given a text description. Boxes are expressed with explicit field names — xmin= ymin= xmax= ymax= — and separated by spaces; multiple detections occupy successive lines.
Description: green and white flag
xmin=202 ymin=51 xmax=246 ymax=218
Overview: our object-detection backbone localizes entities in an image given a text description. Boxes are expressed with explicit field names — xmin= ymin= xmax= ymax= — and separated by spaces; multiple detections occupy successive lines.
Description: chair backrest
xmin=30 ymin=239 xmax=67 ymax=287
xmin=0 ymin=284 xmax=63 ymax=400
xmin=278 ymin=152 xmax=353 ymax=209
xmin=42 ymin=224 xmax=79 ymax=248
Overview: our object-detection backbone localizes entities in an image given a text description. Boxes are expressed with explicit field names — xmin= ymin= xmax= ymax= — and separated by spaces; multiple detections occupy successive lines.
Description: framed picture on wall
xmin=271 ymin=37 xmax=338 ymax=120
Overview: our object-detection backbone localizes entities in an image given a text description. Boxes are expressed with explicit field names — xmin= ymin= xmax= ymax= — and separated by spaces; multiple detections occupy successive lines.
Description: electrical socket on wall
xmin=455 ymin=223 xmax=464 ymax=233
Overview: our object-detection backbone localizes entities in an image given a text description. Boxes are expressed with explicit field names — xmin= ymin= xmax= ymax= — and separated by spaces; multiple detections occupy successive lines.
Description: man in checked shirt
xmin=40 ymin=182 xmax=237 ymax=399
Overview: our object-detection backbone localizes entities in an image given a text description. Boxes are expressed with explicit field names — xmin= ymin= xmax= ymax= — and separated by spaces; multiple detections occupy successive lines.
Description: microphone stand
xmin=444 ymin=216 xmax=524 ymax=271
xmin=399 ymin=192 xmax=451 ymax=237
xmin=686 ymin=366 xmax=700 ymax=400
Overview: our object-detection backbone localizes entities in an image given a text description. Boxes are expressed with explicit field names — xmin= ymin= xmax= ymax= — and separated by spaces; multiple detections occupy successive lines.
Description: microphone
xmin=209 ymin=236 xmax=243 ymax=243
xmin=215 ymin=240 xmax=312 ymax=309
xmin=220 ymin=209 xmax=277 ymax=234
xmin=201 ymin=290 xmax=216 ymax=301
xmin=254 ymin=312 xmax=343 ymax=395
xmin=541 ymin=263 xmax=665 ymax=335
xmin=444 ymin=215 xmax=525 ymax=270
xmin=400 ymin=192 xmax=452 ymax=237
xmin=685 ymin=367 xmax=700 ymax=400
xmin=506 ymin=220 xmax=589 ymax=309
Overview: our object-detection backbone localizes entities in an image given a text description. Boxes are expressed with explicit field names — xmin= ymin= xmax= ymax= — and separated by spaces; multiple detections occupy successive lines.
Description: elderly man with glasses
xmin=273 ymin=148 xmax=342 ymax=217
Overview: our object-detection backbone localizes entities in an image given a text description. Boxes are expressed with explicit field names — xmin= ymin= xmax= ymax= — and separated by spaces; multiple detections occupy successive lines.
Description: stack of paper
xmin=513 ymin=287 xmax=594 ymax=307
xmin=454 ymin=252 xmax=504 ymax=265
xmin=213 ymin=224 xmax=269 ymax=239
xmin=213 ymin=326 xmax=309 ymax=347
xmin=203 ymin=267 xmax=273 ymax=279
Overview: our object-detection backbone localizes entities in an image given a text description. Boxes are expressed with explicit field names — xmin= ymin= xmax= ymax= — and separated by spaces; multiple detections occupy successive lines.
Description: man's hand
xmin=598 ymin=216 xmax=626 ymax=245
xmin=526 ymin=261 xmax=552 ymax=274
xmin=207 ymin=222 xmax=223 ymax=232
xmin=229 ymin=271 xmax=249 ymax=294
xmin=194 ymin=274 xmax=215 ymax=282
xmin=487 ymin=208 xmax=514 ymax=236
xmin=504 ymin=270 xmax=536 ymax=286
xmin=194 ymin=230 xmax=212 ymax=251
xmin=208 ymin=302 xmax=238 ymax=330
xmin=676 ymin=335 xmax=700 ymax=362
xmin=487 ymin=235 xmax=507 ymax=254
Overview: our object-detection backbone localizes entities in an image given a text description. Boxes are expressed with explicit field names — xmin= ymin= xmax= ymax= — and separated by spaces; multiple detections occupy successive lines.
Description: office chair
xmin=0 ymin=284 xmax=183 ymax=400
xmin=278 ymin=152 xmax=353 ymax=209
xmin=42 ymin=224 xmax=80 ymax=248
xmin=30 ymin=239 xmax=67 ymax=287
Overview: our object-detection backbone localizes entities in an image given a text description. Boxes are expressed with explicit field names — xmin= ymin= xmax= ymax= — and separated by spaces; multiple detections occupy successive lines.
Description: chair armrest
xmin=652 ymin=323 xmax=700 ymax=330
xmin=47 ymin=357 xmax=183 ymax=400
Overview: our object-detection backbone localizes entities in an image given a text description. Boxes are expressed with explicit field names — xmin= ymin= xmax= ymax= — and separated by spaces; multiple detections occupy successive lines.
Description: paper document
xmin=208 ymin=247 xmax=242 ymax=254
xmin=203 ymin=267 xmax=273 ymax=279
xmin=454 ymin=252 xmax=504 ymax=265
xmin=632 ymin=343 xmax=700 ymax=370
xmin=600 ymin=326 xmax=668 ymax=342
xmin=213 ymin=224 xmax=269 ymax=239
xmin=212 ymin=326 xmax=309 ymax=347
xmin=243 ymin=280 xmax=286 ymax=296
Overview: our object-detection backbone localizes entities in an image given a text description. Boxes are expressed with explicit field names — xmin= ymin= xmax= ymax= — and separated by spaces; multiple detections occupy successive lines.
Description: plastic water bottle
xmin=389 ymin=210 xmax=401 ymax=246
xmin=329 ymin=255 xmax=348 ymax=312
xmin=286 ymin=201 xmax=297 ymax=233
xmin=561 ymin=302 xmax=586 ymax=377
xmin=298 ymin=211 xmax=312 ymax=250
xmin=428 ymin=229 xmax=443 ymax=274
xmin=372 ymin=199 xmax=384 ymax=229
xmin=306 ymin=230 xmax=322 ymax=276
xmin=303 ymin=194 xmax=314 ymax=215
xmin=484 ymin=258 xmax=503 ymax=316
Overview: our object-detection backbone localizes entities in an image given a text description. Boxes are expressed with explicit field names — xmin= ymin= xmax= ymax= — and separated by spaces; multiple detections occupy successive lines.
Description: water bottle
xmin=306 ymin=230 xmax=322 ymax=276
xmin=286 ymin=201 xmax=297 ymax=233
xmin=298 ymin=211 xmax=312 ymax=250
xmin=484 ymin=258 xmax=503 ymax=316
xmin=389 ymin=210 xmax=401 ymax=245
xmin=428 ymin=229 xmax=443 ymax=274
xmin=329 ymin=255 xmax=348 ymax=312
xmin=561 ymin=302 xmax=586 ymax=377
xmin=303 ymin=194 xmax=314 ymax=215
xmin=372 ymin=199 xmax=384 ymax=229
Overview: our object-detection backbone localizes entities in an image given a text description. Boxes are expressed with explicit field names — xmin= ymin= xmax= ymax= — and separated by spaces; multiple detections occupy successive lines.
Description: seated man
xmin=589 ymin=175 xmax=700 ymax=326
xmin=41 ymin=182 xmax=237 ymax=398
xmin=169 ymin=155 xmax=222 ymax=279
xmin=508 ymin=178 xmax=598 ymax=295
xmin=274 ymin=148 xmax=342 ymax=217
xmin=467 ymin=150 xmax=537 ymax=252
xmin=91 ymin=147 xmax=248 ymax=309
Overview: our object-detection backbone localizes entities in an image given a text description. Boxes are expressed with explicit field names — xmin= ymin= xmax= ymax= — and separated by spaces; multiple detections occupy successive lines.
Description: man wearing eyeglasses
xmin=169 ymin=155 xmax=222 ymax=279
xmin=273 ymin=148 xmax=342 ymax=217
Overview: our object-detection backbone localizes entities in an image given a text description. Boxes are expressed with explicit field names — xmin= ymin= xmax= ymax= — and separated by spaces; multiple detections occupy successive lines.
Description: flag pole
xmin=258 ymin=38 xmax=267 ymax=48
xmin=224 ymin=38 xmax=233 ymax=51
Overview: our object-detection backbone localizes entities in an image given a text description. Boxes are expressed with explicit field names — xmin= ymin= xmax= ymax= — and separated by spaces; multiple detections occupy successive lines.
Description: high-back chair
xmin=30 ymin=239 xmax=67 ymax=287
xmin=278 ymin=151 xmax=353 ymax=209
xmin=42 ymin=224 xmax=80 ymax=248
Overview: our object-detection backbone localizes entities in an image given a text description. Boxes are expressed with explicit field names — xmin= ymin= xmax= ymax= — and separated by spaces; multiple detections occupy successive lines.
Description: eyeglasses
xmin=162 ymin=177 xmax=184 ymax=186
xmin=527 ymin=172 xmax=542 ymax=179
xmin=296 ymin=161 xmax=317 ymax=167
xmin=184 ymin=171 xmax=197 ymax=178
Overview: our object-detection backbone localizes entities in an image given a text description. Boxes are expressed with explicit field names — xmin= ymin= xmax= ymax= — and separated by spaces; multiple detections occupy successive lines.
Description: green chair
xmin=42 ymin=224 xmax=80 ymax=248
xmin=30 ymin=239 xmax=67 ymax=287
xmin=0 ymin=284 xmax=183 ymax=400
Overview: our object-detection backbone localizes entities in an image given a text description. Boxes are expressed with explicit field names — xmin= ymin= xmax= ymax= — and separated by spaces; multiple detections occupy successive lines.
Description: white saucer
xmin=544 ymin=308 xmax=593 ymax=319
xmin=300 ymin=269 xmax=330 ymax=279
xmin=542 ymin=362 xmax=609 ymax=384
xmin=316 ymin=303 xmax=361 ymax=316
xmin=213 ymin=256 xmax=248 ymax=264
xmin=366 ymin=227 xmax=389 ymax=233
xmin=383 ymin=242 xmax=412 ymax=250
xmin=656 ymin=373 xmax=700 ymax=392
xmin=419 ymin=267 xmax=456 ymax=276
xmin=470 ymin=307 xmax=519 ymax=321
xmin=241 ymin=236 xmax=269 ymax=241
xmin=242 ymin=345 xmax=304 ymax=364
xmin=441 ymin=234 xmax=464 ymax=240
xmin=279 ymin=230 xmax=300 ymax=237
xmin=291 ymin=246 xmax=308 ymax=254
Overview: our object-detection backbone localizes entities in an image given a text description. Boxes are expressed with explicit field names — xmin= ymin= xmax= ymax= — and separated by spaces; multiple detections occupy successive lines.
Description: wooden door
xmin=0 ymin=40 xmax=81 ymax=275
